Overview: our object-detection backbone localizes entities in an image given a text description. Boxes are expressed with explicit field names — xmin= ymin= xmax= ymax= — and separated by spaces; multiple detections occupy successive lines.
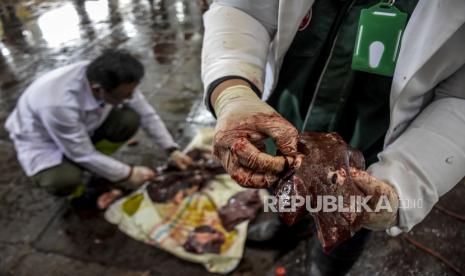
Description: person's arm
xmin=368 ymin=63 xmax=465 ymax=235
xmin=126 ymin=90 xmax=179 ymax=152
xmin=202 ymin=0 xmax=279 ymax=115
xmin=127 ymin=91 xmax=194 ymax=170
xmin=39 ymin=106 xmax=131 ymax=182
xmin=201 ymin=1 xmax=305 ymax=188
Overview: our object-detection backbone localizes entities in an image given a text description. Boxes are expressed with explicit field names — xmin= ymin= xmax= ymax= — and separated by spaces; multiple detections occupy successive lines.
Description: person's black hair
xmin=86 ymin=49 xmax=144 ymax=92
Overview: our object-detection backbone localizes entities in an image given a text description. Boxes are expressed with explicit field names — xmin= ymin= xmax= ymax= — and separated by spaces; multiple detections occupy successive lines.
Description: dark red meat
xmin=218 ymin=190 xmax=263 ymax=231
xmin=183 ymin=225 xmax=225 ymax=254
xmin=275 ymin=132 xmax=366 ymax=253
xmin=147 ymin=149 xmax=225 ymax=203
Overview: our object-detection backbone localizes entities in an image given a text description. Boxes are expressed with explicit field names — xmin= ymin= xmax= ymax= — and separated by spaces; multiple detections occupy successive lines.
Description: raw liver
xmin=218 ymin=190 xmax=262 ymax=231
xmin=183 ymin=225 xmax=225 ymax=254
xmin=275 ymin=132 xmax=366 ymax=252
xmin=147 ymin=149 xmax=225 ymax=203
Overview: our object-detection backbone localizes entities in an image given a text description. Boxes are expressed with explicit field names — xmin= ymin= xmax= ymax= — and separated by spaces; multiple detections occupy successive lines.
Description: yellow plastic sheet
xmin=105 ymin=128 xmax=267 ymax=273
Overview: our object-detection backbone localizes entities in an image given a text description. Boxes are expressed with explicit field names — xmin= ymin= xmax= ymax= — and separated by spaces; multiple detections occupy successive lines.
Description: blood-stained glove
xmin=127 ymin=166 xmax=156 ymax=186
xmin=97 ymin=189 xmax=122 ymax=210
xmin=169 ymin=150 xmax=194 ymax=170
xmin=213 ymin=85 xmax=304 ymax=188
xmin=350 ymin=169 xmax=399 ymax=230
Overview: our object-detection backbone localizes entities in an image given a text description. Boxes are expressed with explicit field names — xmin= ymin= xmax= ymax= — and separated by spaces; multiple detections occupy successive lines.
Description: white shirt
xmin=5 ymin=61 xmax=178 ymax=182
xmin=202 ymin=0 xmax=465 ymax=234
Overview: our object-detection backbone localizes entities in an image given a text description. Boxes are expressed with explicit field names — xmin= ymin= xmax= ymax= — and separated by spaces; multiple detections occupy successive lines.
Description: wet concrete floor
xmin=0 ymin=1 xmax=464 ymax=275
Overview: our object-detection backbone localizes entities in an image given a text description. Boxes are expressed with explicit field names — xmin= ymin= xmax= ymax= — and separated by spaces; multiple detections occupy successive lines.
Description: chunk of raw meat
xmin=147 ymin=170 xmax=207 ymax=203
xmin=218 ymin=190 xmax=263 ymax=231
xmin=147 ymin=149 xmax=225 ymax=203
xmin=275 ymin=132 xmax=365 ymax=253
xmin=183 ymin=225 xmax=225 ymax=254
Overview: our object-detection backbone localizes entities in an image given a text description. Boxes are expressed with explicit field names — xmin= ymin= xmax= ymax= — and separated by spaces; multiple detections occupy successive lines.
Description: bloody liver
xmin=275 ymin=132 xmax=366 ymax=253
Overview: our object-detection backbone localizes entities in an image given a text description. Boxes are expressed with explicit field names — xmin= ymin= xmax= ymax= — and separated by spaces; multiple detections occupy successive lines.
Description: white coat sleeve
xmin=201 ymin=1 xmax=278 ymax=106
xmin=369 ymin=64 xmax=465 ymax=235
xmin=39 ymin=106 xmax=131 ymax=182
xmin=126 ymin=90 xmax=178 ymax=151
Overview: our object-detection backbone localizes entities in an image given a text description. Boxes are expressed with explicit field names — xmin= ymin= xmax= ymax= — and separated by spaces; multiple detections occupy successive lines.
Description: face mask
xmin=91 ymin=84 xmax=108 ymax=107
xmin=97 ymin=86 xmax=107 ymax=107
xmin=93 ymin=83 xmax=130 ymax=106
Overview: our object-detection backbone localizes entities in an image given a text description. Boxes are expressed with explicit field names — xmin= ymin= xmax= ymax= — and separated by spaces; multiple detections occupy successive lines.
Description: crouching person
xmin=5 ymin=49 xmax=192 ymax=208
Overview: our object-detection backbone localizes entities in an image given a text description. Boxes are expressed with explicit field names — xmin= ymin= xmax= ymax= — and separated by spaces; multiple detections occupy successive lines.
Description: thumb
xmin=257 ymin=115 xmax=299 ymax=155
xmin=141 ymin=167 xmax=156 ymax=180
xmin=184 ymin=155 xmax=194 ymax=164
xmin=350 ymin=169 xmax=381 ymax=195
xmin=255 ymin=114 xmax=304 ymax=168
xmin=176 ymin=161 xmax=188 ymax=171
xmin=350 ymin=169 xmax=399 ymax=210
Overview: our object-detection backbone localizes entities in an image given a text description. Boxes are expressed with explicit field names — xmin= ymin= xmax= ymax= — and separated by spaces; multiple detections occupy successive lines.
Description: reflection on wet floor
xmin=1 ymin=0 xmax=128 ymax=51
xmin=153 ymin=41 xmax=176 ymax=64
xmin=0 ymin=0 xmax=211 ymax=150
xmin=0 ymin=0 xmax=199 ymax=60
xmin=0 ymin=0 xmax=206 ymax=103
xmin=37 ymin=3 xmax=83 ymax=47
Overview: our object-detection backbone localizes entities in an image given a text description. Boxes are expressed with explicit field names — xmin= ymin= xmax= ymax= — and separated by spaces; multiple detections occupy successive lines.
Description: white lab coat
xmin=5 ymin=61 xmax=178 ymax=182
xmin=201 ymin=0 xmax=465 ymax=235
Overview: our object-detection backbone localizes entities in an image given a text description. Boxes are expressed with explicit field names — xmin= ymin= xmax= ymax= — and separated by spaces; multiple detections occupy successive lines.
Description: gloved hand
xmin=213 ymin=84 xmax=304 ymax=188
xmin=169 ymin=150 xmax=193 ymax=170
xmin=128 ymin=166 xmax=156 ymax=186
xmin=97 ymin=189 xmax=122 ymax=210
xmin=350 ymin=169 xmax=399 ymax=230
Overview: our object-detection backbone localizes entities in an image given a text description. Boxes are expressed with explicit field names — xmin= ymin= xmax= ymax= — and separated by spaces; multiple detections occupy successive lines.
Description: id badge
xmin=351 ymin=2 xmax=407 ymax=76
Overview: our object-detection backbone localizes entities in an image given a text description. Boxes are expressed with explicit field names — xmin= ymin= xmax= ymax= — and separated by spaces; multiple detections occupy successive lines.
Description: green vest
xmin=267 ymin=0 xmax=418 ymax=165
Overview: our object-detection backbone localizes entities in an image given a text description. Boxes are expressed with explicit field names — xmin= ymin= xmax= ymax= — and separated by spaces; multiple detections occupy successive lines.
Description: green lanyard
xmin=351 ymin=0 xmax=408 ymax=76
